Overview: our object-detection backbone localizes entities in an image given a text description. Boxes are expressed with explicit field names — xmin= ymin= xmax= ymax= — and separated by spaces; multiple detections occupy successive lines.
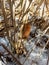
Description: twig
xmin=0 ymin=43 xmax=22 ymax=65
xmin=43 ymin=26 xmax=49 ymax=35
xmin=47 ymin=56 xmax=49 ymax=65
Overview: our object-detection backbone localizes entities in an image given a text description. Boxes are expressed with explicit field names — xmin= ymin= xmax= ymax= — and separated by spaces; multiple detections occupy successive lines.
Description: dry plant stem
xmin=21 ymin=39 xmax=28 ymax=53
xmin=8 ymin=0 xmax=16 ymax=42
xmin=1 ymin=0 xmax=9 ymax=37
xmin=45 ymin=0 xmax=49 ymax=12
xmin=34 ymin=0 xmax=44 ymax=15
xmin=15 ymin=2 xmax=21 ymax=9
xmin=20 ymin=0 xmax=32 ymax=22
xmin=8 ymin=0 xmax=14 ymax=25
xmin=1 ymin=0 xmax=14 ymax=48
xmin=42 ymin=2 xmax=45 ymax=17
xmin=20 ymin=9 xmax=30 ymax=22
xmin=43 ymin=26 xmax=49 ymax=35
xmin=47 ymin=56 xmax=49 ymax=65
xmin=0 ymin=43 xmax=22 ymax=65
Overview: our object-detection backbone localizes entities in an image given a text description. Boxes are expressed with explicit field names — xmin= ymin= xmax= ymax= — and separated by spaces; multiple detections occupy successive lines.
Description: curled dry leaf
xmin=22 ymin=22 xmax=31 ymax=39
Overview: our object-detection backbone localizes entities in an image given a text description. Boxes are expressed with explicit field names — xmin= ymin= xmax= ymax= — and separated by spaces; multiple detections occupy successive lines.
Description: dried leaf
xmin=22 ymin=22 xmax=31 ymax=38
xmin=20 ymin=0 xmax=23 ymax=7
